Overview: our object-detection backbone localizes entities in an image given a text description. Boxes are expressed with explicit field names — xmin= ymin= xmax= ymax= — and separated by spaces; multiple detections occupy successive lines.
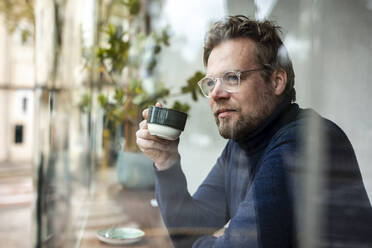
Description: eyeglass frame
xmin=197 ymin=64 xmax=273 ymax=98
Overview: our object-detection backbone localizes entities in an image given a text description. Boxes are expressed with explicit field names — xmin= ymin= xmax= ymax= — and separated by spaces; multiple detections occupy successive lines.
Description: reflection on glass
xmin=33 ymin=0 xmax=194 ymax=247
xmin=28 ymin=0 xmax=372 ymax=247
xmin=34 ymin=0 xmax=97 ymax=246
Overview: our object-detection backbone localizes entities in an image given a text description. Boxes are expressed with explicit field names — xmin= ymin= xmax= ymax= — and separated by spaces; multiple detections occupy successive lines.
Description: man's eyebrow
xmin=206 ymin=69 xmax=241 ymax=77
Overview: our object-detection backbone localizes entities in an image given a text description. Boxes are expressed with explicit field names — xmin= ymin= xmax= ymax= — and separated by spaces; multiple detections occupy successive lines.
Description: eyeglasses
xmin=197 ymin=66 xmax=270 ymax=98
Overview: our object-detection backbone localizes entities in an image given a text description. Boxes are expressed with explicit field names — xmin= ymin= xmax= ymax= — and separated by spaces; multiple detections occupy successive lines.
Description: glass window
xmin=3 ymin=0 xmax=368 ymax=247
xmin=14 ymin=124 xmax=23 ymax=144
xmin=22 ymin=97 xmax=27 ymax=113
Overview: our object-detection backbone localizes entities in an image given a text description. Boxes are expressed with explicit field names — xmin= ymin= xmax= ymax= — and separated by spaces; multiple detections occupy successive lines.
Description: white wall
xmin=0 ymin=18 xmax=35 ymax=163
xmin=8 ymin=90 xmax=34 ymax=162
xmin=0 ymin=18 xmax=9 ymax=85
xmin=0 ymin=19 xmax=10 ymax=162
xmin=0 ymin=90 xmax=7 ymax=161
xmin=12 ymin=44 xmax=34 ymax=88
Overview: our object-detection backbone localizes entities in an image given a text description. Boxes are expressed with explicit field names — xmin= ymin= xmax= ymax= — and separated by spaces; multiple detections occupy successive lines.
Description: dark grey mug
xmin=147 ymin=106 xmax=187 ymax=140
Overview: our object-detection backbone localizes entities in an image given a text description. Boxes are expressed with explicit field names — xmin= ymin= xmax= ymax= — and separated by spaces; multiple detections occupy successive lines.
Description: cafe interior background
xmin=0 ymin=0 xmax=371 ymax=247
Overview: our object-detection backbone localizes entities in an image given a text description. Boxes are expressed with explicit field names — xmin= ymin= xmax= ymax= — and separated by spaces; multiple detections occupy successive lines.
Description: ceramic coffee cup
xmin=147 ymin=106 xmax=187 ymax=140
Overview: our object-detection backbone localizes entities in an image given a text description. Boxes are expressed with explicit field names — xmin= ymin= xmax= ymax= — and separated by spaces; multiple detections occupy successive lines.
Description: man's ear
xmin=271 ymin=68 xmax=287 ymax=96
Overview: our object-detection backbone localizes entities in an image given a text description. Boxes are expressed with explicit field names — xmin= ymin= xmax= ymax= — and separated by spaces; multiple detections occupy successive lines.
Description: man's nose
xmin=210 ymin=79 xmax=230 ymax=100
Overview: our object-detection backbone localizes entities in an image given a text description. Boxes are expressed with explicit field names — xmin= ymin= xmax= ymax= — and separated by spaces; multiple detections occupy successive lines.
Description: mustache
xmin=212 ymin=104 xmax=240 ymax=115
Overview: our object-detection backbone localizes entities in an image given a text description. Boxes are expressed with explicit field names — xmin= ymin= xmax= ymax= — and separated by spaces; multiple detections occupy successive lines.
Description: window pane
xmin=14 ymin=125 xmax=23 ymax=144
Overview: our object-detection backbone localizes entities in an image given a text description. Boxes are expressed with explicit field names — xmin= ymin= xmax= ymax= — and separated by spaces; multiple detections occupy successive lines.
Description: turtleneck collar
xmin=236 ymin=99 xmax=300 ymax=154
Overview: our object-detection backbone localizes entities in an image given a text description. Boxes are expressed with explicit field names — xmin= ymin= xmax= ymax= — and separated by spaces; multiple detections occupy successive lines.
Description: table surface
xmin=78 ymin=171 xmax=173 ymax=248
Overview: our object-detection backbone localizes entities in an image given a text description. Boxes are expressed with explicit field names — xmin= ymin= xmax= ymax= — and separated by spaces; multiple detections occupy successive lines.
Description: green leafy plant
xmin=0 ymin=0 xmax=205 ymax=154
xmin=89 ymin=0 xmax=204 ymax=152
xmin=0 ymin=0 xmax=35 ymax=43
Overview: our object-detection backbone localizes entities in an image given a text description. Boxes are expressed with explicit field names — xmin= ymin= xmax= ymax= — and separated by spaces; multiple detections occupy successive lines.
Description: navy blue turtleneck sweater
xmin=154 ymin=101 xmax=372 ymax=247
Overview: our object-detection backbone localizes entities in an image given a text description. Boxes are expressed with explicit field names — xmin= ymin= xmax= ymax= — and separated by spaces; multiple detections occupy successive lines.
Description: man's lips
xmin=215 ymin=109 xmax=237 ymax=118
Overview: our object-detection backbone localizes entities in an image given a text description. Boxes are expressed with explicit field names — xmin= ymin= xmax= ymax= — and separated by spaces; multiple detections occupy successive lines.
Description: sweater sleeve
xmin=318 ymin=120 xmax=372 ymax=244
xmin=193 ymin=130 xmax=298 ymax=247
xmin=154 ymin=147 xmax=229 ymax=248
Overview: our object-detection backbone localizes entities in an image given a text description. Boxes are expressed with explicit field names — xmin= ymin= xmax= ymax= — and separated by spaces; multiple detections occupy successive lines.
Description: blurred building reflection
xmin=0 ymin=0 xmax=372 ymax=247
xmin=0 ymin=15 xmax=35 ymax=163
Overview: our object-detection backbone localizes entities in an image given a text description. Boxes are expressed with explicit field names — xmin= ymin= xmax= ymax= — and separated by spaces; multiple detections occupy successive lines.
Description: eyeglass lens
xmin=200 ymin=72 xmax=240 ymax=96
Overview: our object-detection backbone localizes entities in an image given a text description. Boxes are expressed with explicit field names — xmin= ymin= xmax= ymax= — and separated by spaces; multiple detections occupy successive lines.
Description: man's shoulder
xmin=296 ymin=108 xmax=350 ymax=139
xmin=272 ymin=107 xmax=350 ymax=146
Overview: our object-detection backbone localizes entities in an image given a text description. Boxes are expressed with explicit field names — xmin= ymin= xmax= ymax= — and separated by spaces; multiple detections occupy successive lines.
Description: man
xmin=136 ymin=15 xmax=372 ymax=247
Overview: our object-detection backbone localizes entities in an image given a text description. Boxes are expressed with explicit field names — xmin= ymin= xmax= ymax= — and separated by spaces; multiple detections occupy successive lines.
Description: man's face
xmin=206 ymin=38 xmax=278 ymax=141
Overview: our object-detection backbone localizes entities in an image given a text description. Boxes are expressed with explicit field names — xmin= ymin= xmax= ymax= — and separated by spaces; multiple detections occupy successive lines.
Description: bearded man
xmin=136 ymin=15 xmax=372 ymax=247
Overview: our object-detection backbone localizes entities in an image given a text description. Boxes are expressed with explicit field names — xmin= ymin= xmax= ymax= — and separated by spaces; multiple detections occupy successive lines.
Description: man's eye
xmin=224 ymin=73 xmax=239 ymax=83
xmin=205 ymin=79 xmax=215 ymax=87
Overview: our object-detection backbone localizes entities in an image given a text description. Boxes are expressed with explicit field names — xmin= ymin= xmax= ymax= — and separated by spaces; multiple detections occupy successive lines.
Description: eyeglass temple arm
xmin=263 ymin=63 xmax=275 ymax=70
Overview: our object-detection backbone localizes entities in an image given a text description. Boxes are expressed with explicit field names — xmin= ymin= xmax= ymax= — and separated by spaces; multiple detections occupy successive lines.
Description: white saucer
xmin=97 ymin=227 xmax=145 ymax=245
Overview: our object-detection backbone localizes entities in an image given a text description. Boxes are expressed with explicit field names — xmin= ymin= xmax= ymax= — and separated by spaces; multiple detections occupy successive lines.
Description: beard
xmin=214 ymin=86 xmax=277 ymax=142
xmin=217 ymin=113 xmax=262 ymax=141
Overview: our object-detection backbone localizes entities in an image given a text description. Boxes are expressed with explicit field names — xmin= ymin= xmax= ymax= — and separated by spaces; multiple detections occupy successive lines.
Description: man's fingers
xmin=142 ymin=108 xmax=149 ymax=119
xmin=136 ymin=128 xmax=159 ymax=140
xmin=142 ymin=102 xmax=162 ymax=120
xmin=136 ymin=128 xmax=176 ymax=145
xmin=139 ymin=119 xmax=148 ymax=129
xmin=136 ymin=136 xmax=173 ymax=151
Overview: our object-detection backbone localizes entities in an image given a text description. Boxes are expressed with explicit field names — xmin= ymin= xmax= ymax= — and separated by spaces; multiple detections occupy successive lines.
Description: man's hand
xmin=136 ymin=103 xmax=180 ymax=170
xmin=213 ymin=227 xmax=225 ymax=238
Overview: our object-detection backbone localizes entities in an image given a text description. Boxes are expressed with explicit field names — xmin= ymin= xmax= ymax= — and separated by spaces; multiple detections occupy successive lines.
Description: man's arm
xmin=192 ymin=131 xmax=298 ymax=247
xmin=154 ymin=158 xmax=228 ymax=247
xmin=136 ymin=104 xmax=229 ymax=247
